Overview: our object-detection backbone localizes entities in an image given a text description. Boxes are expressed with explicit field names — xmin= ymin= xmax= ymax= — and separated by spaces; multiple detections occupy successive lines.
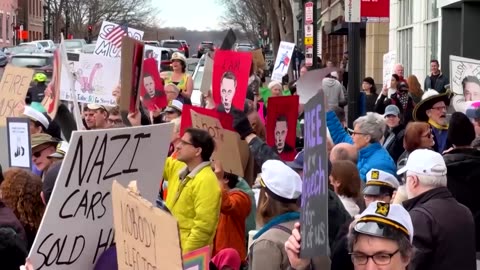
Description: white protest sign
xmin=271 ymin=41 xmax=295 ymax=82
xmin=7 ymin=117 xmax=31 ymax=169
xmin=94 ymin=21 xmax=144 ymax=58
xmin=60 ymin=53 xmax=120 ymax=106
xmin=383 ymin=51 xmax=396 ymax=88
xmin=29 ymin=123 xmax=174 ymax=270
xmin=144 ymin=45 xmax=164 ymax=72
xmin=450 ymin=55 xmax=480 ymax=97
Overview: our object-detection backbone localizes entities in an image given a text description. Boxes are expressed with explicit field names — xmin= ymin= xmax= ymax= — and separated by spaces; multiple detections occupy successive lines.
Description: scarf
xmin=253 ymin=212 xmax=300 ymax=240
xmin=397 ymin=91 xmax=409 ymax=110
xmin=428 ymin=119 xmax=449 ymax=130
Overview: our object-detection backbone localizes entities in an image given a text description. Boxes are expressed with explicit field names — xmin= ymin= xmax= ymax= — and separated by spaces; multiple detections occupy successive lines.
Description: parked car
xmin=32 ymin=40 xmax=56 ymax=52
xmin=82 ymin=44 xmax=96 ymax=54
xmin=179 ymin=40 xmax=190 ymax=58
xmin=144 ymin=40 xmax=160 ymax=47
xmin=0 ymin=51 xmax=7 ymax=67
xmin=64 ymin=39 xmax=87 ymax=53
xmin=4 ymin=45 xmax=37 ymax=62
xmin=159 ymin=48 xmax=174 ymax=72
xmin=19 ymin=42 xmax=43 ymax=52
xmin=197 ymin=41 xmax=215 ymax=58
xmin=234 ymin=43 xmax=254 ymax=52
xmin=160 ymin=40 xmax=183 ymax=54
xmin=10 ymin=53 xmax=54 ymax=79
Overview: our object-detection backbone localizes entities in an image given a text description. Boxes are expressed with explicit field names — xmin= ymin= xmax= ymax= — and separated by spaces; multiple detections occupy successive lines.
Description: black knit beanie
xmin=448 ymin=112 xmax=475 ymax=146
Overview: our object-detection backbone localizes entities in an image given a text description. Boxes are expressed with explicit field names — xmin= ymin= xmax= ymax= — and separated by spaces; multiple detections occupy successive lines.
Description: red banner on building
xmin=361 ymin=0 xmax=390 ymax=18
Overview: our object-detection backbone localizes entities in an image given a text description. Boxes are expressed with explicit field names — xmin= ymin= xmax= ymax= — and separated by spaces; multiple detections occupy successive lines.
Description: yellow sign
xmin=304 ymin=37 xmax=313 ymax=45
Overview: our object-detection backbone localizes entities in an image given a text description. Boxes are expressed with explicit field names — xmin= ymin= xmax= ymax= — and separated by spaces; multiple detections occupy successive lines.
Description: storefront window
xmin=398 ymin=28 xmax=413 ymax=76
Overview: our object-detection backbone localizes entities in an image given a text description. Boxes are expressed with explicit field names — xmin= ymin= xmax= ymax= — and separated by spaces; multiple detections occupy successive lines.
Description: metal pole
xmin=312 ymin=0 xmax=318 ymax=69
xmin=347 ymin=22 xmax=361 ymax=128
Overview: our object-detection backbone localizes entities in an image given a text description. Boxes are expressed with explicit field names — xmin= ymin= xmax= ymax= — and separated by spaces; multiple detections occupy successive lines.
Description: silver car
xmin=64 ymin=39 xmax=87 ymax=53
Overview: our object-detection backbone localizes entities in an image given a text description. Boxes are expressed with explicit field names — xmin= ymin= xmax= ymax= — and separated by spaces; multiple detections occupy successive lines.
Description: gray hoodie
xmin=322 ymin=77 xmax=346 ymax=110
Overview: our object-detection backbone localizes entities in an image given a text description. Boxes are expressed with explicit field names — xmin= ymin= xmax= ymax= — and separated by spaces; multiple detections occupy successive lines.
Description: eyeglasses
xmin=108 ymin=118 xmax=123 ymax=124
xmin=351 ymin=131 xmax=368 ymax=136
xmin=177 ymin=139 xmax=194 ymax=147
xmin=431 ymin=106 xmax=447 ymax=111
xmin=350 ymin=249 xmax=399 ymax=265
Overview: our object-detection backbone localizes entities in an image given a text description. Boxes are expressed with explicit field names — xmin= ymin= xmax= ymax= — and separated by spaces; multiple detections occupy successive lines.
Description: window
xmin=6 ymin=15 xmax=9 ymax=41
xmin=398 ymin=28 xmax=413 ymax=76
xmin=0 ymin=13 xmax=3 ymax=40
xmin=425 ymin=22 xmax=438 ymax=71
xmin=427 ymin=0 xmax=439 ymax=19
xmin=399 ymin=0 xmax=413 ymax=27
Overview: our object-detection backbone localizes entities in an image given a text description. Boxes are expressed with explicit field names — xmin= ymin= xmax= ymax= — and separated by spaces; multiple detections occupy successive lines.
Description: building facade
xmin=389 ymin=0 xmax=441 ymax=82
xmin=17 ymin=0 xmax=43 ymax=42
xmin=0 ymin=0 xmax=17 ymax=48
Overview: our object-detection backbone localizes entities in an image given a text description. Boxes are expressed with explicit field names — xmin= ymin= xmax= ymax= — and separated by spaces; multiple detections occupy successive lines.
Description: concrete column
xmin=365 ymin=22 xmax=389 ymax=88
xmin=461 ymin=2 xmax=480 ymax=60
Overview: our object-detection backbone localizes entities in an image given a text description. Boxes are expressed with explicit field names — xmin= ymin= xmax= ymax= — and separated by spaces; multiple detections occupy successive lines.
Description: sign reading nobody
xmin=29 ymin=123 xmax=174 ymax=270
xmin=300 ymin=92 xmax=328 ymax=258
xmin=190 ymin=110 xmax=244 ymax=177
xmin=0 ymin=65 xmax=34 ymax=126
xmin=112 ymin=181 xmax=183 ymax=270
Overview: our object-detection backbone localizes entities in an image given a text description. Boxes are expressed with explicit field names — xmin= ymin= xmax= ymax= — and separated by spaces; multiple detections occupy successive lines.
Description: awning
xmin=327 ymin=21 xmax=367 ymax=36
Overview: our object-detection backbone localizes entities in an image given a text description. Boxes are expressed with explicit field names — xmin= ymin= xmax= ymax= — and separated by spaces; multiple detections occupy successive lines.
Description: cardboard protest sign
xmin=7 ymin=117 xmax=31 ymax=169
xmin=190 ymin=110 xmax=244 ymax=177
xmin=212 ymin=50 xmax=252 ymax=113
xmin=180 ymin=105 xmax=234 ymax=136
xmin=300 ymin=92 xmax=328 ymax=258
xmin=183 ymin=246 xmax=211 ymax=270
xmin=200 ymin=54 xmax=214 ymax=95
xmin=120 ymin=36 xmax=144 ymax=113
xmin=0 ymin=65 xmax=34 ymax=126
xmin=220 ymin=28 xmax=237 ymax=50
xmin=59 ymin=53 xmax=120 ymax=106
xmin=383 ymin=51 xmax=396 ymax=88
xmin=266 ymin=95 xmax=299 ymax=161
xmin=252 ymin=49 xmax=266 ymax=70
xmin=94 ymin=21 xmax=144 ymax=58
xmin=450 ymin=55 xmax=480 ymax=99
xmin=140 ymin=58 xmax=167 ymax=111
xmin=296 ymin=67 xmax=337 ymax=104
xmin=271 ymin=41 xmax=295 ymax=82
xmin=112 ymin=180 xmax=183 ymax=270
xmin=41 ymin=49 xmax=61 ymax=119
xmin=29 ymin=123 xmax=174 ymax=269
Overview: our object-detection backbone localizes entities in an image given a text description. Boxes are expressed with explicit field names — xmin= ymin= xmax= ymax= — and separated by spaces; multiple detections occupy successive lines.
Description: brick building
xmin=17 ymin=0 xmax=43 ymax=42
xmin=0 ymin=0 xmax=17 ymax=47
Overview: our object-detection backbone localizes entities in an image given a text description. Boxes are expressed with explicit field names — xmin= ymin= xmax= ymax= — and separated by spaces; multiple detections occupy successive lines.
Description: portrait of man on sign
xmin=139 ymin=58 xmax=167 ymax=111
xmin=219 ymin=71 xmax=237 ymax=113
xmin=274 ymin=114 xmax=294 ymax=154
xmin=143 ymin=72 xmax=164 ymax=100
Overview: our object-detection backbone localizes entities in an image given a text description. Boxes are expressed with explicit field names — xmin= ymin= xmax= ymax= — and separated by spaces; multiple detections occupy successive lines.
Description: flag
xmin=106 ymin=23 xmax=128 ymax=48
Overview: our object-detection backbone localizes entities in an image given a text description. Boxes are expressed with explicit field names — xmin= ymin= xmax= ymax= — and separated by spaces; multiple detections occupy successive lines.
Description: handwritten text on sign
xmin=112 ymin=181 xmax=183 ymax=270
xmin=29 ymin=124 xmax=173 ymax=270
xmin=93 ymin=21 xmax=144 ymax=58
xmin=191 ymin=110 xmax=224 ymax=143
xmin=300 ymin=92 xmax=328 ymax=258
xmin=450 ymin=55 xmax=480 ymax=96
xmin=0 ymin=65 xmax=34 ymax=126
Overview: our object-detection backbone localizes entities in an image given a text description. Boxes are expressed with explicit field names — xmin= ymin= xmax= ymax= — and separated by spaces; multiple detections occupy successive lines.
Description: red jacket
xmin=213 ymin=189 xmax=252 ymax=262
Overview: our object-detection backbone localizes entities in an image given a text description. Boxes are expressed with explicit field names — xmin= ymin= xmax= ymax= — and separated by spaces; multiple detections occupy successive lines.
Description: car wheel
xmin=197 ymin=53 xmax=201 ymax=58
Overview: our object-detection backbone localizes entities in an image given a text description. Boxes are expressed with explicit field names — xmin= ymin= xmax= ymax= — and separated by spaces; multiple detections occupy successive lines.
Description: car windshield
xmin=83 ymin=45 xmax=96 ymax=53
xmin=236 ymin=46 xmax=252 ymax=52
xmin=193 ymin=69 xmax=204 ymax=89
xmin=65 ymin=41 xmax=83 ymax=49
xmin=39 ymin=42 xmax=50 ymax=47
xmin=162 ymin=41 xmax=181 ymax=48
xmin=7 ymin=46 xmax=36 ymax=54
xmin=11 ymin=56 xmax=52 ymax=67
xmin=161 ymin=51 xmax=170 ymax=61
xmin=201 ymin=43 xmax=214 ymax=48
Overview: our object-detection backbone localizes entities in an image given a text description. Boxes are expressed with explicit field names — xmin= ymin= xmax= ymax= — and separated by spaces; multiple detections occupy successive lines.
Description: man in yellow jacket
xmin=163 ymin=128 xmax=221 ymax=253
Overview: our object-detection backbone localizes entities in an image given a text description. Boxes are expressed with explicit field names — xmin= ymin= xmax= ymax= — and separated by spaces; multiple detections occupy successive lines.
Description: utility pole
xmin=64 ymin=0 xmax=70 ymax=39
xmin=347 ymin=22 xmax=361 ymax=128
xmin=303 ymin=0 xmax=318 ymax=69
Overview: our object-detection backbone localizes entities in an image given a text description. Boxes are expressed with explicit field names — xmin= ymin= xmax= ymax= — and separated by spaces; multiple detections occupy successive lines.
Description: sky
xmin=153 ymin=0 xmax=225 ymax=31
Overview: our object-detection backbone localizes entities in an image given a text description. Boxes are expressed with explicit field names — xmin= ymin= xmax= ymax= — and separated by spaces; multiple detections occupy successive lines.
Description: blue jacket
xmin=327 ymin=111 xmax=396 ymax=181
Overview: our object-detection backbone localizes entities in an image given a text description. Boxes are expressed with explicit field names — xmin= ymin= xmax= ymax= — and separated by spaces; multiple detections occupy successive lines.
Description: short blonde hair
xmin=268 ymin=80 xmax=282 ymax=90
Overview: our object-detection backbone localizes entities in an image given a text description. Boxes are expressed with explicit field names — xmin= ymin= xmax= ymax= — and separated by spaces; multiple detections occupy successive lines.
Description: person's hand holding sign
xmin=285 ymin=222 xmax=311 ymax=270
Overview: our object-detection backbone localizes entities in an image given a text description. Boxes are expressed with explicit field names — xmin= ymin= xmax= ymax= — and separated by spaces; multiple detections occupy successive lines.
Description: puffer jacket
xmin=163 ymin=157 xmax=221 ymax=253
xmin=383 ymin=124 xmax=405 ymax=163
xmin=326 ymin=111 xmax=396 ymax=181
xmin=443 ymin=147 xmax=480 ymax=251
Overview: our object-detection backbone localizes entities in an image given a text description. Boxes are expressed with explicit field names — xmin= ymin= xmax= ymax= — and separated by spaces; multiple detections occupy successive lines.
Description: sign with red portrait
xmin=266 ymin=95 xmax=299 ymax=161
xmin=140 ymin=58 xmax=167 ymax=111
xmin=179 ymin=105 xmax=234 ymax=136
xmin=212 ymin=50 xmax=252 ymax=113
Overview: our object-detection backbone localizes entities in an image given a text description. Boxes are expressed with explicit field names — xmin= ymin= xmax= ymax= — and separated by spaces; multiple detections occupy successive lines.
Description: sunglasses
xmin=33 ymin=151 xmax=42 ymax=158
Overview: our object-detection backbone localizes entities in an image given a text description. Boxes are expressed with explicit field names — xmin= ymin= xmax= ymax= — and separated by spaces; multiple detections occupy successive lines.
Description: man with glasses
xmin=398 ymin=149 xmax=476 ymax=270
xmin=107 ymin=106 xmax=124 ymax=128
xmin=162 ymin=128 xmax=221 ymax=253
xmin=412 ymin=90 xmax=452 ymax=153
xmin=31 ymin=133 xmax=60 ymax=180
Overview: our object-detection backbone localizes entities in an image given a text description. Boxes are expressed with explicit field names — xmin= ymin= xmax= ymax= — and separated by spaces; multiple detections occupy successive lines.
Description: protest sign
xmin=112 ymin=180 xmax=183 ymax=270
xmin=60 ymin=53 xmax=120 ymax=106
xmin=296 ymin=67 xmax=337 ymax=104
xmin=120 ymin=36 xmax=144 ymax=113
xmin=140 ymin=58 xmax=167 ymax=111
xmin=271 ymin=41 xmax=295 ymax=82
xmin=266 ymin=95 xmax=299 ymax=161
xmin=300 ymin=92 xmax=328 ymax=258
xmin=383 ymin=51 xmax=396 ymax=88
xmin=190 ymin=110 xmax=244 ymax=177
xmin=212 ymin=50 xmax=252 ymax=113
xmin=252 ymin=49 xmax=266 ymax=70
xmin=180 ymin=105 xmax=234 ymax=136
xmin=42 ymin=49 xmax=62 ymax=119
xmin=183 ymin=246 xmax=211 ymax=270
xmin=144 ymin=45 xmax=164 ymax=71
xmin=94 ymin=21 xmax=144 ymax=58
xmin=200 ymin=54 xmax=214 ymax=95
xmin=7 ymin=117 xmax=31 ymax=169
xmin=29 ymin=123 xmax=174 ymax=270
xmin=0 ymin=65 xmax=34 ymax=126
xmin=450 ymin=55 xmax=480 ymax=100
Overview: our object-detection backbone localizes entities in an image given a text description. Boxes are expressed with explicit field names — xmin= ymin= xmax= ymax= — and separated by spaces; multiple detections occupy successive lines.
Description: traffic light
xmin=88 ymin=25 xmax=92 ymax=34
